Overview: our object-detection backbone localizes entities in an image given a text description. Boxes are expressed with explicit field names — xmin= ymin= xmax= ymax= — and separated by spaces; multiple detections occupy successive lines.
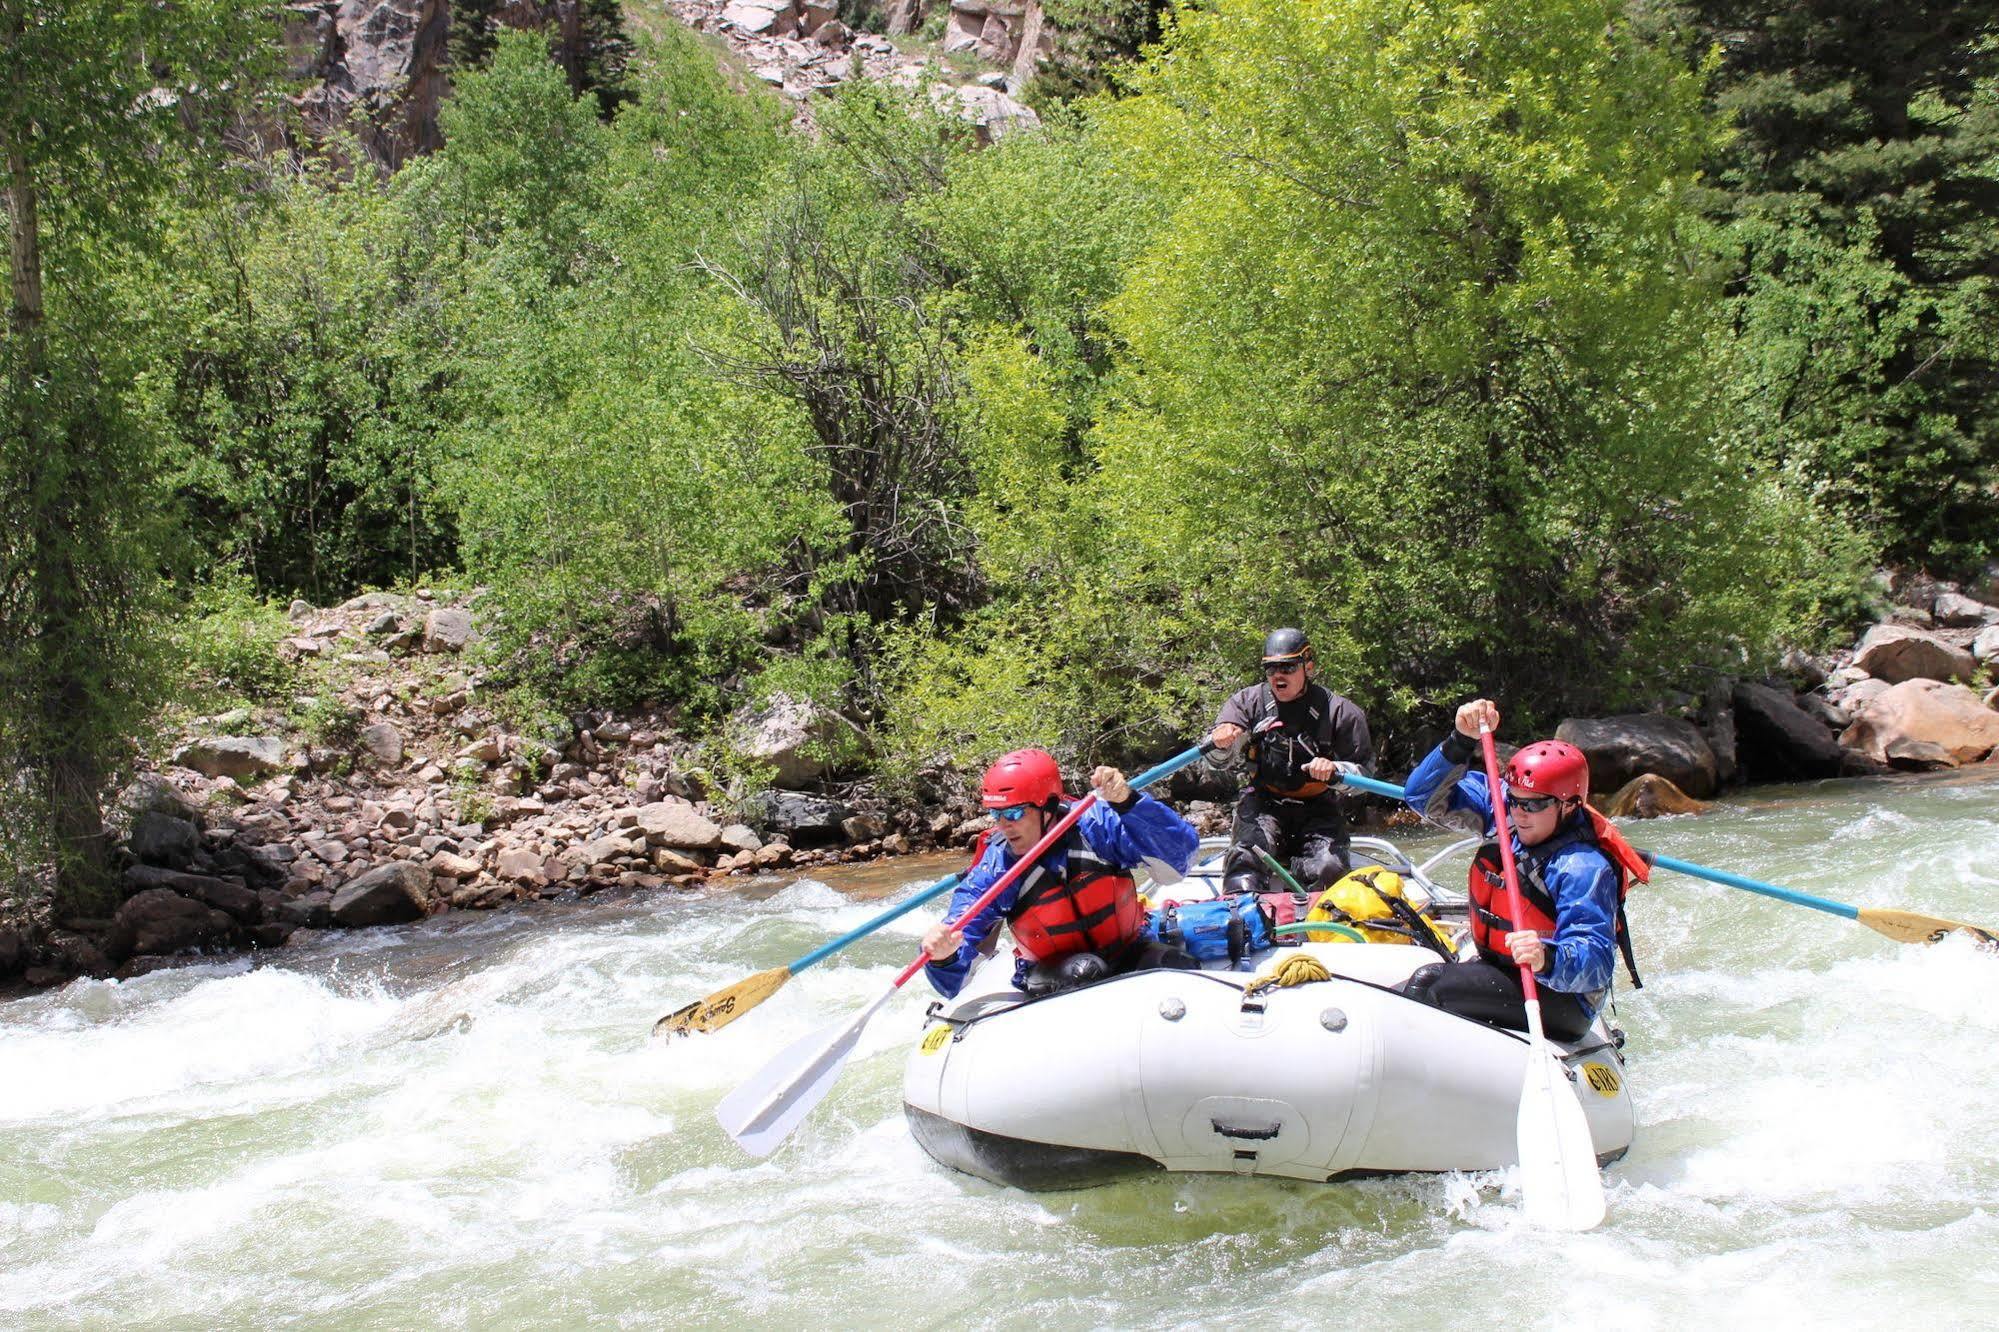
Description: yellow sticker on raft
xmin=920 ymin=1026 xmax=952 ymax=1055
xmin=1581 ymin=1062 xmax=1622 ymax=1097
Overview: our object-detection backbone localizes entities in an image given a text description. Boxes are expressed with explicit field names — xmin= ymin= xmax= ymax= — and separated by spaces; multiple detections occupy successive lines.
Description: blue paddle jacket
xmin=923 ymin=793 xmax=1199 ymax=999
xmin=1403 ymin=734 xmax=1619 ymax=1002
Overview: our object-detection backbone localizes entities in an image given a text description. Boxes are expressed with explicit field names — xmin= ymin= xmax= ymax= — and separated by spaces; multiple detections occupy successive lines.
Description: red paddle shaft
xmin=1477 ymin=725 xmax=1542 ymax=1003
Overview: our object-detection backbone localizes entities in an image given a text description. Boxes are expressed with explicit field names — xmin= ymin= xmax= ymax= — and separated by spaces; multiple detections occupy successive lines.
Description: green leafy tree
xmin=1675 ymin=2 xmax=1999 ymax=570
xmin=1 ymin=0 xmax=277 ymax=912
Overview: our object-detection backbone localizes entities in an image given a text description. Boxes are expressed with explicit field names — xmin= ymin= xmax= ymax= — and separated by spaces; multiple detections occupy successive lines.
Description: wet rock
xmin=124 ymin=866 xmax=261 ymax=922
xmin=172 ymin=736 xmax=287 ymax=780
xmin=1596 ymin=773 xmax=1710 ymax=819
xmin=128 ymin=811 xmax=201 ymax=869
xmin=1553 ymin=714 xmax=1719 ymax=799
xmin=1839 ymin=679 xmax=1999 ymax=768
xmin=1851 ymin=623 xmax=1979 ymax=684
xmin=104 ymin=888 xmax=236 ymax=961
xmin=275 ymin=892 xmax=334 ymax=928
xmin=329 ymin=863 xmax=432 ymax=926
xmin=1731 ymin=682 xmax=1846 ymax=780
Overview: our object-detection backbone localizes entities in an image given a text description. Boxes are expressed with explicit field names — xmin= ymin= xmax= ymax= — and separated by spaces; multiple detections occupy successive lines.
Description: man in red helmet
xmin=1396 ymin=699 xmax=1647 ymax=1040
xmin=919 ymin=749 xmax=1199 ymax=999
xmin=1208 ymin=627 xmax=1375 ymax=898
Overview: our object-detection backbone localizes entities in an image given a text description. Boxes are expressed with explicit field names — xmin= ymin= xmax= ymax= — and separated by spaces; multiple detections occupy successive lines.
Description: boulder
xmin=171 ymin=736 xmax=286 ymax=780
xmin=357 ymin=722 xmax=404 ymax=765
xmin=422 ymin=607 xmax=474 ymax=653
xmin=1974 ymin=624 xmax=1999 ymax=664
xmin=104 ymin=888 xmax=236 ymax=961
xmin=1730 ymin=682 xmax=1846 ymax=780
xmin=721 ymin=0 xmax=795 ymax=34
xmin=329 ymin=863 xmax=432 ymax=927
xmin=634 ymin=800 xmax=724 ymax=851
xmin=841 ymin=813 xmax=887 ymax=843
xmin=275 ymin=892 xmax=334 ymax=929
xmin=1553 ymin=714 xmax=1719 ymax=799
xmin=733 ymin=693 xmax=854 ymax=787
xmin=755 ymin=791 xmax=856 ymax=848
xmin=128 ymin=811 xmax=201 ymax=869
xmin=1838 ymin=679 xmax=1999 ymax=768
xmin=1932 ymin=592 xmax=1998 ymax=627
xmin=719 ymin=823 xmax=763 ymax=853
xmin=117 ymin=774 xmax=200 ymax=824
xmin=1850 ymin=623 xmax=1979 ymax=684
xmin=1827 ymin=676 xmax=1891 ymax=716
xmin=495 ymin=847 xmax=548 ymax=885
xmin=124 ymin=866 xmax=261 ymax=922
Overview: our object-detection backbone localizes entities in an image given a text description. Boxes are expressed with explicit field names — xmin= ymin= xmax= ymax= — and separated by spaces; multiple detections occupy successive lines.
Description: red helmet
xmin=982 ymin=749 xmax=1065 ymax=809
xmin=1504 ymin=740 xmax=1589 ymax=802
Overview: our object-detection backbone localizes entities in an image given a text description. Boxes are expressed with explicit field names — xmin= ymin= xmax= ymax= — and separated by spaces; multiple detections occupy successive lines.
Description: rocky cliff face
xmin=288 ymin=0 xmax=451 ymax=167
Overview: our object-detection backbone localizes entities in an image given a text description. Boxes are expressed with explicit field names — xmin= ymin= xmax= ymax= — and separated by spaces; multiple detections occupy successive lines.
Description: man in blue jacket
xmin=921 ymin=749 xmax=1200 ymax=999
xmin=1399 ymin=699 xmax=1642 ymax=1041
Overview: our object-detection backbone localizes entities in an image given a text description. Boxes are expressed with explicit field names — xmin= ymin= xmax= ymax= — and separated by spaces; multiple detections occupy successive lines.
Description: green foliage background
xmin=12 ymin=0 xmax=1998 ymax=906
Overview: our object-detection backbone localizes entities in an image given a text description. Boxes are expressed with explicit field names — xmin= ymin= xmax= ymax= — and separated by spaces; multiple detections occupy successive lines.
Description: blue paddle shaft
xmin=1644 ymin=853 xmax=1858 ymax=920
xmin=1331 ymin=770 xmax=1866 ymax=922
xmin=789 ymin=874 xmax=963 ymax=975
xmin=788 ymin=741 xmax=1213 ymax=978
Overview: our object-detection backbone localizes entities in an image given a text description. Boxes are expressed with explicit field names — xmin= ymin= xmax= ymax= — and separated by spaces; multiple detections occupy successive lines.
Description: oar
xmin=1643 ymin=853 xmax=1997 ymax=947
xmin=1478 ymin=724 xmax=1607 ymax=1231
xmin=1334 ymin=773 xmax=1998 ymax=946
xmin=652 ymin=870 xmax=966 ymax=1038
xmin=716 ymin=742 xmax=1212 ymax=1158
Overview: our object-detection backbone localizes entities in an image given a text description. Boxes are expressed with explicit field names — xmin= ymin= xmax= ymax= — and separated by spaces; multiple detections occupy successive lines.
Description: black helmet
xmin=1260 ymin=627 xmax=1313 ymax=665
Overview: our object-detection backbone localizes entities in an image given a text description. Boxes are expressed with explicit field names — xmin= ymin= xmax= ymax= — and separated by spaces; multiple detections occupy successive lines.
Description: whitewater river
xmin=4 ymin=771 xmax=1997 ymax=1329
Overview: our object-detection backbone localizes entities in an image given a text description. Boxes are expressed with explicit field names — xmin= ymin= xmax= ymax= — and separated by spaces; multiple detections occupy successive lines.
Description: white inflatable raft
xmin=902 ymin=836 xmax=1634 ymax=1189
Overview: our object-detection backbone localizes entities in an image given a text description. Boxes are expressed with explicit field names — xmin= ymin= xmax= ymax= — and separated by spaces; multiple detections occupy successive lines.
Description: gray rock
xmin=104 ymin=888 xmax=235 ymax=961
xmin=1974 ymin=624 xmax=1999 ymax=663
xmin=128 ymin=811 xmax=200 ymax=869
xmin=1932 ymin=592 xmax=1998 ymax=627
xmin=358 ymin=722 xmax=404 ymax=766
xmin=117 ymin=774 xmax=200 ymax=824
xmin=1851 ymin=623 xmax=1979 ymax=684
xmin=287 ymin=599 xmax=315 ymax=621
xmin=1700 ymin=678 xmax=1738 ymax=786
xmin=172 ymin=736 xmax=286 ymax=780
xmin=1777 ymin=648 xmax=1830 ymax=691
xmin=840 ymin=813 xmax=887 ymax=843
xmin=719 ymin=823 xmax=763 ymax=853
xmin=365 ymin=611 xmax=400 ymax=635
xmin=1552 ymin=714 xmax=1719 ymax=799
xmin=634 ymin=800 xmax=725 ymax=851
xmin=422 ymin=607 xmax=474 ymax=653
xmin=124 ymin=866 xmax=261 ymax=922
xmin=329 ymin=863 xmax=432 ymax=927
xmin=731 ymin=693 xmax=857 ymax=787
xmin=1730 ymin=682 xmax=1845 ymax=780
xmin=756 ymin=791 xmax=857 ymax=848
xmin=580 ymin=832 xmax=639 ymax=864
xmin=275 ymin=892 xmax=334 ymax=929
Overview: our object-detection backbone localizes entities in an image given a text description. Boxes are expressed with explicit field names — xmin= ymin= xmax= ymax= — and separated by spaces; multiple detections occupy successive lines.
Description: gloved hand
xmin=1332 ymin=761 xmax=1363 ymax=777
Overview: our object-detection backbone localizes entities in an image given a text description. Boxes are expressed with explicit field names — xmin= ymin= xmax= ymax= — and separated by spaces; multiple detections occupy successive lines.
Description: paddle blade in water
xmin=1515 ymin=1044 xmax=1607 ymax=1231
xmin=716 ymin=1000 xmax=878 ymax=1157
xmin=1858 ymin=908 xmax=1999 ymax=949
xmin=654 ymin=967 xmax=793 ymax=1039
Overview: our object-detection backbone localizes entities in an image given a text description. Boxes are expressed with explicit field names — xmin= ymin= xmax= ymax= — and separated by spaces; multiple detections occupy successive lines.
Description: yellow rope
xmin=1244 ymin=952 xmax=1331 ymax=997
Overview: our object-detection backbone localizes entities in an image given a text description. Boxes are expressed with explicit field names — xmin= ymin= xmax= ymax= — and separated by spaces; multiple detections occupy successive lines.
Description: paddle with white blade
xmin=1478 ymin=722 xmax=1608 ymax=1231
xmin=716 ymin=742 xmax=1213 ymax=1157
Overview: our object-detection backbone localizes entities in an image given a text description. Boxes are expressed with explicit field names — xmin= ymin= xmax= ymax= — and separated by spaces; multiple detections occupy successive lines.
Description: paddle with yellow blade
xmin=716 ymin=742 xmax=1213 ymax=1158
xmin=652 ymin=867 xmax=968 ymax=1038
xmin=1332 ymin=772 xmax=1998 ymax=948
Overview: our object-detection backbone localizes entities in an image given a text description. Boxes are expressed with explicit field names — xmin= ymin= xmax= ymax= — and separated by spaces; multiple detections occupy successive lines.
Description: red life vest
xmin=1466 ymin=806 xmax=1649 ymax=987
xmin=1005 ymin=819 xmax=1144 ymax=964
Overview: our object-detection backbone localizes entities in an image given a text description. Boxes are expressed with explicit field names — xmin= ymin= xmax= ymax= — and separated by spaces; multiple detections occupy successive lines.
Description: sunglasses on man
xmin=1504 ymin=791 xmax=1562 ymax=815
xmin=1262 ymin=661 xmax=1303 ymax=677
xmin=993 ymin=804 xmax=1033 ymax=822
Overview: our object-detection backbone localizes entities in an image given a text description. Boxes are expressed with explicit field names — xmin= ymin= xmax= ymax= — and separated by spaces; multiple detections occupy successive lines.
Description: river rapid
xmin=4 ymin=771 xmax=1998 ymax=1329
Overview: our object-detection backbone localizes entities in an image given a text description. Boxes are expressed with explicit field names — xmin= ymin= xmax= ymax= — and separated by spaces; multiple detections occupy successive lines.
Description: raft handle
xmin=1211 ymin=1118 xmax=1283 ymax=1142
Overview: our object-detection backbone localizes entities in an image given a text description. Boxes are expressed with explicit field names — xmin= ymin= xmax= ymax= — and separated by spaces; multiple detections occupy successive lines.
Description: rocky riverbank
xmin=3 ymin=569 xmax=1996 ymax=993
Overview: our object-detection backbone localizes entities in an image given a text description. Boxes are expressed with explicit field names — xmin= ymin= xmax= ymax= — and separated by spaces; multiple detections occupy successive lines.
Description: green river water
xmin=3 ymin=770 xmax=1997 ymax=1329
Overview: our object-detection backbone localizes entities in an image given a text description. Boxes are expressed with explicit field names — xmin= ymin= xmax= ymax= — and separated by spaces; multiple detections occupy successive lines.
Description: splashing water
xmin=3 ymin=773 xmax=1997 ymax=1327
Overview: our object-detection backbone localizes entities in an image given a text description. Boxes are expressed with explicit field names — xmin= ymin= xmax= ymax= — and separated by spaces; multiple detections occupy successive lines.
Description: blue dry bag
xmin=1147 ymin=895 xmax=1271 ymax=965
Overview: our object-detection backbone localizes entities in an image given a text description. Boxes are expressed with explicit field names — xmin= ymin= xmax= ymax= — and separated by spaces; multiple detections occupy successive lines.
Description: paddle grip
xmin=895 ymin=742 xmax=1215 ymax=989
